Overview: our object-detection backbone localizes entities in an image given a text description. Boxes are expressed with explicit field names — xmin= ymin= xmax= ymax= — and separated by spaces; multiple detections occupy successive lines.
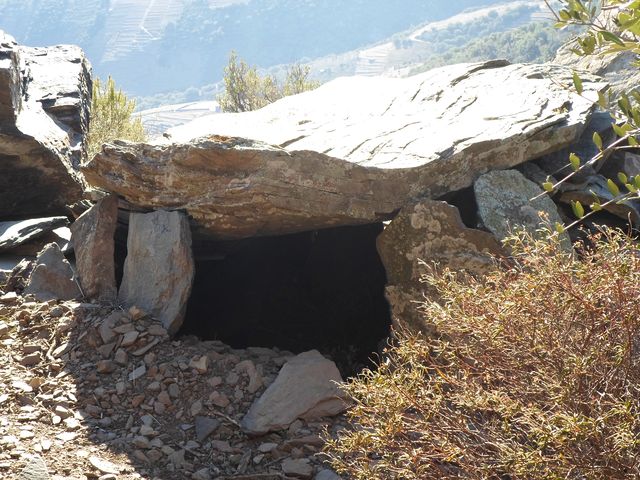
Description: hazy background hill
xmin=0 ymin=1 xmax=560 ymax=100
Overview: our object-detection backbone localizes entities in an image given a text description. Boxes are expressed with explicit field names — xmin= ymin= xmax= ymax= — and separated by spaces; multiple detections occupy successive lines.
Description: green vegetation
xmin=326 ymin=229 xmax=640 ymax=479
xmin=540 ymin=1 xmax=640 ymax=230
xmin=218 ymin=51 xmax=319 ymax=113
xmin=412 ymin=21 xmax=572 ymax=74
xmin=87 ymin=76 xmax=146 ymax=159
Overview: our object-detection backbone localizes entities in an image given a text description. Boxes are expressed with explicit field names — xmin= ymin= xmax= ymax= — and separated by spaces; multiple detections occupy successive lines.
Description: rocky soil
xmin=0 ymin=294 xmax=344 ymax=480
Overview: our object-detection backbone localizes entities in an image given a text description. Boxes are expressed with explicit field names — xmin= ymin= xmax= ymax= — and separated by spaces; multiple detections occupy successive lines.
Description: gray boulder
xmin=23 ymin=243 xmax=81 ymax=301
xmin=241 ymin=350 xmax=346 ymax=435
xmin=118 ymin=210 xmax=194 ymax=334
xmin=474 ymin=170 xmax=571 ymax=248
xmin=0 ymin=30 xmax=91 ymax=219
xmin=83 ymin=61 xmax=604 ymax=241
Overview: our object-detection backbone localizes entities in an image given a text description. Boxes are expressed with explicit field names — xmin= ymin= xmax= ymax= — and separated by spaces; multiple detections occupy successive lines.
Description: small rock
xmin=315 ymin=469 xmax=342 ymax=480
xmin=258 ymin=442 xmax=278 ymax=453
xmin=88 ymin=456 xmax=121 ymax=475
xmin=98 ymin=312 xmax=120 ymax=344
xmin=20 ymin=352 xmax=42 ymax=367
xmin=189 ymin=355 xmax=208 ymax=373
xmin=96 ymin=360 xmax=116 ymax=374
xmin=63 ymin=417 xmax=81 ymax=430
xmin=128 ymin=305 xmax=146 ymax=321
xmin=190 ymin=400 xmax=203 ymax=417
xmin=114 ymin=348 xmax=128 ymax=365
xmin=120 ymin=329 xmax=139 ymax=347
xmin=282 ymin=458 xmax=313 ymax=479
xmin=139 ymin=425 xmax=157 ymax=437
xmin=0 ymin=320 xmax=8 ymax=338
xmin=97 ymin=342 xmax=116 ymax=358
xmin=12 ymin=380 xmax=33 ymax=393
xmin=17 ymin=454 xmax=49 ymax=480
xmin=132 ymin=436 xmax=150 ymax=449
xmin=167 ymin=449 xmax=185 ymax=467
xmin=195 ymin=416 xmax=220 ymax=442
xmin=55 ymin=431 xmax=76 ymax=443
xmin=210 ymin=392 xmax=230 ymax=408
xmin=147 ymin=324 xmax=167 ymax=336
xmin=192 ymin=467 xmax=211 ymax=480
xmin=129 ymin=364 xmax=146 ymax=381
xmin=157 ymin=391 xmax=171 ymax=406
xmin=168 ymin=383 xmax=180 ymax=398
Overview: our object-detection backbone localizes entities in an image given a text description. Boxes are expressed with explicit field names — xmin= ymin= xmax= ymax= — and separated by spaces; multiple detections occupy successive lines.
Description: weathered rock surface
xmin=83 ymin=61 xmax=604 ymax=240
xmin=377 ymin=200 xmax=504 ymax=331
xmin=0 ymin=216 xmax=68 ymax=251
xmin=23 ymin=243 xmax=80 ymax=301
xmin=118 ymin=210 xmax=194 ymax=334
xmin=474 ymin=169 xmax=571 ymax=247
xmin=241 ymin=350 xmax=345 ymax=435
xmin=70 ymin=195 xmax=118 ymax=302
xmin=0 ymin=30 xmax=91 ymax=219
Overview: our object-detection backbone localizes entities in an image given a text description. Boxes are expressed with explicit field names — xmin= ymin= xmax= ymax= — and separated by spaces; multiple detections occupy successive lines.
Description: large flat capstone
xmin=83 ymin=61 xmax=605 ymax=240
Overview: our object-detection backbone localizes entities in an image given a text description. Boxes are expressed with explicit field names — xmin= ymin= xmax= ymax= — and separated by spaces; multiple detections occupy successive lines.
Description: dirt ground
xmin=0 ymin=294 xmax=346 ymax=480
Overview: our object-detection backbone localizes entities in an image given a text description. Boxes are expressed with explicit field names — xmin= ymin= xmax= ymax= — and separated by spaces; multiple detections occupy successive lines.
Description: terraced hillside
xmin=0 ymin=0 xmax=496 ymax=96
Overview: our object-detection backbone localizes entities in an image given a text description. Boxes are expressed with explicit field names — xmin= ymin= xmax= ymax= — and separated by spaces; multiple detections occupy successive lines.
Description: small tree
xmin=87 ymin=76 xmax=146 ymax=159
xmin=218 ymin=51 xmax=320 ymax=113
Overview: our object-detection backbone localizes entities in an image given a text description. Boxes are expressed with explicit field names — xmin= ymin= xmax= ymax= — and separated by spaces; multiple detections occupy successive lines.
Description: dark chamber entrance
xmin=180 ymin=223 xmax=392 ymax=374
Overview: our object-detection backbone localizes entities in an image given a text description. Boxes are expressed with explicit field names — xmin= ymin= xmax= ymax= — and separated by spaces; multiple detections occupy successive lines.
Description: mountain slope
xmin=0 ymin=0 xmax=503 ymax=96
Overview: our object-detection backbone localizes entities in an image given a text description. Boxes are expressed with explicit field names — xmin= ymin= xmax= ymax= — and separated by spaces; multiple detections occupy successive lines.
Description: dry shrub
xmin=325 ymin=229 xmax=640 ymax=479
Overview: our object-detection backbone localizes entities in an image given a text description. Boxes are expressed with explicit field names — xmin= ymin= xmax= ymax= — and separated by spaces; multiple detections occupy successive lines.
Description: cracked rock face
xmin=0 ymin=30 xmax=91 ymax=219
xmin=83 ymin=61 xmax=604 ymax=240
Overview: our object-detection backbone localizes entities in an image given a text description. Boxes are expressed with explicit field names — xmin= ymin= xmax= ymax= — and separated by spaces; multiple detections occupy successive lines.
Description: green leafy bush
xmin=87 ymin=76 xmax=146 ymax=159
xmin=325 ymin=229 xmax=640 ymax=479
xmin=218 ymin=51 xmax=319 ymax=112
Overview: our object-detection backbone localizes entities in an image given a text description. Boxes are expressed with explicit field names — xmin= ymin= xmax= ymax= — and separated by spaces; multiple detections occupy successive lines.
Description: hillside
xmin=0 ymin=0 xmax=509 ymax=97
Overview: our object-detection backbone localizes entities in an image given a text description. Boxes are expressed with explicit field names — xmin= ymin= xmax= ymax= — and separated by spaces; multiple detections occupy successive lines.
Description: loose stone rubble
xmin=0 ymin=298 xmax=347 ymax=480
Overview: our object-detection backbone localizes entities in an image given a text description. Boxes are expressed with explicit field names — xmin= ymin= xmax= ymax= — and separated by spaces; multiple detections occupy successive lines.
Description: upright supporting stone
xmin=377 ymin=200 xmax=503 ymax=332
xmin=118 ymin=210 xmax=194 ymax=334
xmin=70 ymin=194 xmax=118 ymax=302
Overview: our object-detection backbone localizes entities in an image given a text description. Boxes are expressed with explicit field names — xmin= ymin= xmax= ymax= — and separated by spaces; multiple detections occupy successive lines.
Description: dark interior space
xmin=439 ymin=186 xmax=479 ymax=228
xmin=181 ymin=223 xmax=392 ymax=375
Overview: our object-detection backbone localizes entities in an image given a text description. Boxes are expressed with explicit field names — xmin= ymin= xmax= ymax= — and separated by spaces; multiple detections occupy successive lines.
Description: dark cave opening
xmin=180 ymin=223 xmax=392 ymax=375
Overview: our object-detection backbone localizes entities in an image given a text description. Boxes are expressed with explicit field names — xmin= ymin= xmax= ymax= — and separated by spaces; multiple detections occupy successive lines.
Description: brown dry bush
xmin=325 ymin=229 xmax=640 ymax=479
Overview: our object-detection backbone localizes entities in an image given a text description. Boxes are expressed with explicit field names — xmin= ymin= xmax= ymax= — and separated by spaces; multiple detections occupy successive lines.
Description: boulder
xmin=118 ymin=210 xmax=194 ymax=334
xmin=23 ymin=243 xmax=81 ymax=301
xmin=241 ymin=350 xmax=345 ymax=435
xmin=0 ymin=216 xmax=69 ymax=251
xmin=377 ymin=200 xmax=504 ymax=331
xmin=0 ymin=30 xmax=91 ymax=219
xmin=83 ymin=61 xmax=604 ymax=240
xmin=474 ymin=170 xmax=571 ymax=248
xmin=70 ymin=195 xmax=118 ymax=302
